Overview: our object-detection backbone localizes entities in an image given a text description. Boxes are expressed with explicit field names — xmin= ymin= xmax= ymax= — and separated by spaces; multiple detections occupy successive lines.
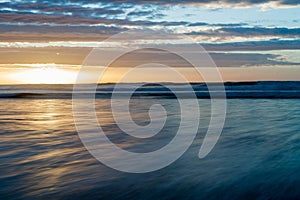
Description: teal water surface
xmin=1 ymin=98 xmax=300 ymax=199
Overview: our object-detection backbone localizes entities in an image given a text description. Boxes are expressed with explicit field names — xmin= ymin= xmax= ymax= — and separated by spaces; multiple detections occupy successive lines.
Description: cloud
xmin=0 ymin=46 xmax=298 ymax=67
xmin=1 ymin=2 xmax=124 ymax=15
xmin=188 ymin=22 xmax=248 ymax=27
xmin=68 ymin=0 xmax=300 ymax=6
xmin=0 ymin=0 xmax=299 ymax=54
xmin=186 ymin=27 xmax=300 ymax=40
xmin=0 ymin=24 xmax=126 ymax=35
xmin=127 ymin=10 xmax=154 ymax=17
xmin=219 ymin=27 xmax=300 ymax=37
xmin=188 ymin=22 xmax=209 ymax=27
xmin=1 ymin=0 xmax=298 ymax=27
xmin=210 ymin=52 xmax=300 ymax=67
xmin=0 ymin=1 xmax=298 ymax=41
xmin=202 ymin=39 xmax=300 ymax=51
xmin=126 ymin=5 xmax=167 ymax=19
xmin=212 ymin=23 xmax=248 ymax=27
xmin=107 ymin=49 xmax=300 ymax=68
xmin=0 ymin=11 xmax=187 ymax=27
xmin=0 ymin=47 xmax=91 ymax=65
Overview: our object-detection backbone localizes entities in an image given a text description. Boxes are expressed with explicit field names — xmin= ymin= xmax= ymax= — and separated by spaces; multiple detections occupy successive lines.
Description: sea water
xmin=1 ymin=84 xmax=300 ymax=199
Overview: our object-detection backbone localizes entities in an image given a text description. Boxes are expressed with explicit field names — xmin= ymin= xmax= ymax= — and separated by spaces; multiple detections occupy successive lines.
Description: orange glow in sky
xmin=7 ymin=65 xmax=78 ymax=84
xmin=1 ymin=64 xmax=300 ymax=84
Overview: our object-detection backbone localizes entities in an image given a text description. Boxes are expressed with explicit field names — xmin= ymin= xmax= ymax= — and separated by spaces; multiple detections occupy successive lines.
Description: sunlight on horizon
xmin=1 ymin=64 xmax=300 ymax=84
xmin=7 ymin=64 xmax=78 ymax=84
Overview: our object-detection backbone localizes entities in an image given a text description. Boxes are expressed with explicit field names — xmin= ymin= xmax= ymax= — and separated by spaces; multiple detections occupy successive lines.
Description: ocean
xmin=1 ymin=82 xmax=300 ymax=199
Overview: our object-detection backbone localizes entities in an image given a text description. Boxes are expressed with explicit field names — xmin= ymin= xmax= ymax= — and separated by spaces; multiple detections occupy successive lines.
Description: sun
xmin=9 ymin=64 xmax=78 ymax=84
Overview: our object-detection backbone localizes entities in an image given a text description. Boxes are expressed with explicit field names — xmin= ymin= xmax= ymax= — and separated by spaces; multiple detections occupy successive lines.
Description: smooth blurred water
xmin=1 ymin=98 xmax=300 ymax=199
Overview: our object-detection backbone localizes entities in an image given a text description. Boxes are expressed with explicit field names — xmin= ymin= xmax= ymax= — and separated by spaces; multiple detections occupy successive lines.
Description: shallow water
xmin=1 ymin=98 xmax=300 ymax=199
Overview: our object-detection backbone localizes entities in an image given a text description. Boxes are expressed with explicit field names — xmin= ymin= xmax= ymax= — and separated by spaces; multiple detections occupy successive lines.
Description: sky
xmin=0 ymin=0 xmax=299 ymax=83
